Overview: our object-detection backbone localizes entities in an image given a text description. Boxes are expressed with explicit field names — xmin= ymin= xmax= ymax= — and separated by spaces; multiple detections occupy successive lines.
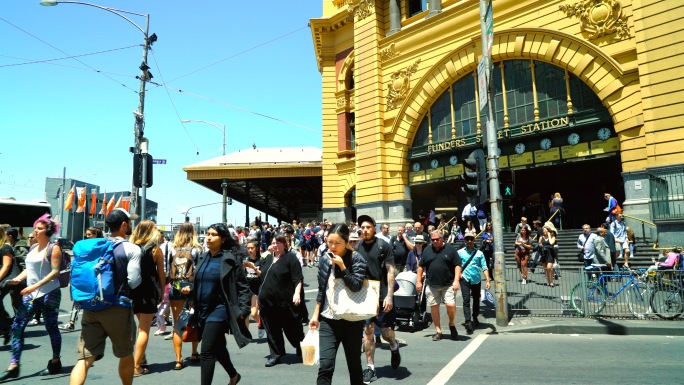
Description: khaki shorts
xmin=77 ymin=306 xmax=136 ymax=361
xmin=426 ymin=285 xmax=455 ymax=306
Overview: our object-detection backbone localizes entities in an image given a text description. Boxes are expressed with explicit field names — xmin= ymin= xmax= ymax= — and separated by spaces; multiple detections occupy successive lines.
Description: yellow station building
xmin=309 ymin=0 xmax=684 ymax=244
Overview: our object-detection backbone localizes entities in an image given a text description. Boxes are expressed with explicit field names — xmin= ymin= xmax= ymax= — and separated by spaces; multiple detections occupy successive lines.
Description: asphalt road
xmin=1 ymin=265 xmax=682 ymax=385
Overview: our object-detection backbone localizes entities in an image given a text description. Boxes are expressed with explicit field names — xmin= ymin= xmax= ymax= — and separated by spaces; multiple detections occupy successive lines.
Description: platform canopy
xmin=183 ymin=147 xmax=322 ymax=223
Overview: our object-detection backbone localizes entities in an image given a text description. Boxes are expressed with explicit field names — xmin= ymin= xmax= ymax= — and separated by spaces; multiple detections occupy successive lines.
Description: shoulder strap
xmin=461 ymin=248 xmax=478 ymax=271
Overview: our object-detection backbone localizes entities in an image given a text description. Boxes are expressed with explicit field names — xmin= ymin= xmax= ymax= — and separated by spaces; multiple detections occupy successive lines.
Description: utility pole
xmin=479 ymin=0 xmax=508 ymax=326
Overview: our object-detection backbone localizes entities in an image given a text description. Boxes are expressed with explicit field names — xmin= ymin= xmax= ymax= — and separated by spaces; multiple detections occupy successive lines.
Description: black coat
xmin=193 ymin=248 xmax=252 ymax=349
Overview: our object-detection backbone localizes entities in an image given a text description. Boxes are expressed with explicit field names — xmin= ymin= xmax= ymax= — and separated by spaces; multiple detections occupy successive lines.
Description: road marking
xmin=427 ymin=334 xmax=489 ymax=385
xmin=304 ymin=289 xmax=318 ymax=294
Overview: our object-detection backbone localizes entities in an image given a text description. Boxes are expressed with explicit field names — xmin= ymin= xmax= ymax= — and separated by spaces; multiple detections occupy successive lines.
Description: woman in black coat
xmin=182 ymin=223 xmax=251 ymax=385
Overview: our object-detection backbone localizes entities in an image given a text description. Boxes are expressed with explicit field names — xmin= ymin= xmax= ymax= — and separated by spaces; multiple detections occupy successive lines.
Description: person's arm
xmin=416 ymin=264 xmax=424 ymax=293
xmin=384 ymin=258 xmax=396 ymax=312
xmin=309 ymin=302 xmax=322 ymax=330
xmin=0 ymin=253 xmax=12 ymax=282
xmin=453 ymin=261 xmax=462 ymax=292
xmin=22 ymin=245 xmax=61 ymax=295
xmin=341 ymin=251 xmax=366 ymax=292
xmin=126 ymin=243 xmax=143 ymax=290
xmin=152 ymin=246 xmax=166 ymax=290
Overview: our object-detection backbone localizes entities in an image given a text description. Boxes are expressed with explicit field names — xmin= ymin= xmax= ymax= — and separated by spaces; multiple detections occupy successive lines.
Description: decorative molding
xmin=380 ymin=43 xmax=399 ymax=63
xmin=386 ymin=59 xmax=421 ymax=111
xmin=332 ymin=0 xmax=347 ymax=7
xmin=337 ymin=97 xmax=347 ymax=109
xmin=348 ymin=0 xmax=374 ymax=21
xmin=559 ymin=0 xmax=630 ymax=40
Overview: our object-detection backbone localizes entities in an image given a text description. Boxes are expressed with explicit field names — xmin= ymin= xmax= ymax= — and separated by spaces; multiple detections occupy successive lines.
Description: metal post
xmin=131 ymin=14 xmax=150 ymax=220
xmin=140 ymin=138 xmax=149 ymax=221
xmin=59 ymin=167 xmax=66 ymax=237
xmin=222 ymin=179 xmax=228 ymax=224
xmin=480 ymin=0 xmax=508 ymax=326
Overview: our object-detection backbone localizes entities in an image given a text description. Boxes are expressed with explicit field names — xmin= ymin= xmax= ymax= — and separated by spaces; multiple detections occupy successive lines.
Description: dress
xmin=131 ymin=245 xmax=160 ymax=314
xmin=540 ymin=237 xmax=555 ymax=264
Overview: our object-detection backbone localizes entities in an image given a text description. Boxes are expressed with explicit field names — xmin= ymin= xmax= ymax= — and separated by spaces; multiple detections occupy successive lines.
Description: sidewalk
xmin=497 ymin=315 xmax=684 ymax=336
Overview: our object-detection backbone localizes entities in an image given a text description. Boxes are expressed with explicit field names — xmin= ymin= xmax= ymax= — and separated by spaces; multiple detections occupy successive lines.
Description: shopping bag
xmin=327 ymin=278 xmax=380 ymax=321
xmin=301 ymin=329 xmax=319 ymax=366
xmin=481 ymin=289 xmax=495 ymax=306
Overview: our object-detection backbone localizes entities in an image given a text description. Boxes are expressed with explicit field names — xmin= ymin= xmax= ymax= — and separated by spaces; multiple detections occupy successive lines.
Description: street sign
xmin=484 ymin=0 xmax=493 ymax=56
xmin=152 ymin=159 xmax=166 ymax=164
xmin=478 ymin=57 xmax=489 ymax=110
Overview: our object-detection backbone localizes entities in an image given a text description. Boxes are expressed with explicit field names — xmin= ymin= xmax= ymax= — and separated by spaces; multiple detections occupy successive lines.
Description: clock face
xmin=540 ymin=138 xmax=552 ymax=150
xmin=449 ymin=155 xmax=458 ymax=166
xmin=598 ymin=127 xmax=611 ymax=141
xmin=514 ymin=143 xmax=526 ymax=154
xmin=568 ymin=133 xmax=580 ymax=146
xmin=412 ymin=163 xmax=421 ymax=172
xmin=431 ymin=159 xmax=439 ymax=169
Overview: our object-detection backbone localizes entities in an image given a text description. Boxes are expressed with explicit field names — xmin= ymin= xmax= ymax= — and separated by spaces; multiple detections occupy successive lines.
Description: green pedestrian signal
xmin=500 ymin=183 xmax=514 ymax=198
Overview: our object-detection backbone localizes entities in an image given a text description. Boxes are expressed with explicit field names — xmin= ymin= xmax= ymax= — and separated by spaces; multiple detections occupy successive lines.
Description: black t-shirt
xmin=355 ymin=237 xmax=394 ymax=301
xmin=419 ymin=243 xmax=461 ymax=286
xmin=258 ymin=251 xmax=303 ymax=308
xmin=390 ymin=235 xmax=409 ymax=265
xmin=0 ymin=244 xmax=14 ymax=258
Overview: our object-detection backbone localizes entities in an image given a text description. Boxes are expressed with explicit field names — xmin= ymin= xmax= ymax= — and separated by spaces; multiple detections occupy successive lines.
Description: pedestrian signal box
xmin=500 ymin=182 xmax=514 ymax=198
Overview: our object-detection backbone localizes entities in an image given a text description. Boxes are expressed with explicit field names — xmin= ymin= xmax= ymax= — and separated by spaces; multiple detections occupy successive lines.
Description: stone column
xmin=388 ymin=0 xmax=401 ymax=35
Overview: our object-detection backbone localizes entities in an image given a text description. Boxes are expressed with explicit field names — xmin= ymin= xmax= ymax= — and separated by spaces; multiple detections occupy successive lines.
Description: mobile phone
xmin=179 ymin=282 xmax=193 ymax=291
xmin=326 ymin=251 xmax=335 ymax=259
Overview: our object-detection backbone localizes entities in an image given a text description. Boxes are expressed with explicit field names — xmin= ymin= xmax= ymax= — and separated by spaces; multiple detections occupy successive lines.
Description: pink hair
xmin=34 ymin=212 xmax=60 ymax=235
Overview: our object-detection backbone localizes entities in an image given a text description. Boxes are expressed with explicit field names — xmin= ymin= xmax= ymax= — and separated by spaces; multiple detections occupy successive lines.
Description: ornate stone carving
xmin=559 ymin=0 xmax=630 ymax=40
xmin=332 ymin=0 xmax=346 ymax=7
xmin=348 ymin=0 xmax=374 ymax=21
xmin=337 ymin=96 xmax=347 ymax=109
xmin=380 ymin=43 xmax=399 ymax=63
xmin=386 ymin=59 xmax=421 ymax=111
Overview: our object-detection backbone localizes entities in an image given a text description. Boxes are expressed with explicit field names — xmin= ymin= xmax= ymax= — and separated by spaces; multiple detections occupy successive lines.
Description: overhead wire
xmin=0 ymin=45 xmax=139 ymax=68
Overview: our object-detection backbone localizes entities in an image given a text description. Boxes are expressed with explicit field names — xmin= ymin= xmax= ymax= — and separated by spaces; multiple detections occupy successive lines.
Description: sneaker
xmin=362 ymin=367 xmax=377 ymax=384
xmin=258 ymin=329 xmax=265 ymax=339
xmin=153 ymin=329 xmax=165 ymax=336
xmin=28 ymin=319 xmax=39 ymax=326
xmin=59 ymin=323 xmax=75 ymax=331
xmin=521 ymin=279 xmax=527 ymax=285
xmin=164 ymin=334 xmax=174 ymax=340
xmin=390 ymin=345 xmax=401 ymax=369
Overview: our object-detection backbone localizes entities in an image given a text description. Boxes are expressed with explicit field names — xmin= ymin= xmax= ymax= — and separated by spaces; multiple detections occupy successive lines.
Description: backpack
xmin=71 ymin=238 xmax=130 ymax=311
xmin=30 ymin=243 xmax=70 ymax=288
xmin=170 ymin=247 xmax=194 ymax=285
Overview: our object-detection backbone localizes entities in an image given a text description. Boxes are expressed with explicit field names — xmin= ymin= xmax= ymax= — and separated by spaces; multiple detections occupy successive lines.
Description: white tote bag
xmin=327 ymin=278 xmax=380 ymax=322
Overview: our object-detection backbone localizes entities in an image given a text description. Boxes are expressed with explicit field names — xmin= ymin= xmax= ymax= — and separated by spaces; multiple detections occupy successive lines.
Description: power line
xmin=0 ymin=45 xmax=139 ymax=68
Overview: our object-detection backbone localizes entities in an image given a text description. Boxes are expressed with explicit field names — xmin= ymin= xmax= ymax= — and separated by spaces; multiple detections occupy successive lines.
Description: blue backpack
xmin=71 ymin=238 xmax=131 ymax=311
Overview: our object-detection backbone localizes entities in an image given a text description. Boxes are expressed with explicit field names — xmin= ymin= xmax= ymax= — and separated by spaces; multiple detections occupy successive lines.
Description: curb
xmin=499 ymin=317 xmax=684 ymax=336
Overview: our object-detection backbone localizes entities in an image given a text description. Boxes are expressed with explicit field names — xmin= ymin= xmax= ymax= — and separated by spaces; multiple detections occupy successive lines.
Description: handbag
xmin=327 ymin=278 xmax=380 ymax=322
xmin=174 ymin=301 xmax=200 ymax=342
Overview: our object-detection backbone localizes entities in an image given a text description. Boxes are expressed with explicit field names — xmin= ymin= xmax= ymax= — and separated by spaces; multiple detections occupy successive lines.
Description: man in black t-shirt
xmin=355 ymin=215 xmax=401 ymax=384
xmin=390 ymin=225 xmax=409 ymax=273
xmin=416 ymin=231 xmax=462 ymax=341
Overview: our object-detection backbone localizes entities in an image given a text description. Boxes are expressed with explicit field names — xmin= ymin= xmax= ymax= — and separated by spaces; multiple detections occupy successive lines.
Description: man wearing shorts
xmin=416 ymin=231 xmax=462 ymax=341
xmin=355 ymin=215 xmax=401 ymax=384
xmin=69 ymin=208 xmax=142 ymax=385
xmin=610 ymin=214 xmax=630 ymax=268
xmin=457 ymin=232 xmax=490 ymax=334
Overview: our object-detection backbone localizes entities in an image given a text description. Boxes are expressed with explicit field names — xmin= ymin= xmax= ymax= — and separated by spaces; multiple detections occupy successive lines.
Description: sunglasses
xmin=431 ymin=238 xmax=441 ymax=241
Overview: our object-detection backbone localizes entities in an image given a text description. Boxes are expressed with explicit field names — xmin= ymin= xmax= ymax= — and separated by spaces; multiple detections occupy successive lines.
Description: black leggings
xmin=200 ymin=321 xmax=237 ymax=385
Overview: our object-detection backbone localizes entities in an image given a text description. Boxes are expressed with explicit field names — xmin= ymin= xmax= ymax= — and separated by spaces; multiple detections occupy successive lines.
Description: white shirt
xmin=25 ymin=244 xmax=60 ymax=299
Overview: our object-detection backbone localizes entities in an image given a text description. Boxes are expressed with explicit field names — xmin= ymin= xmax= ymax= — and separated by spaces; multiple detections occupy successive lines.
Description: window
xmin=349 ymin=113 xmax=356 ymax=151
xmin=408 ymin=0 xmax=427 ymax=17
xmin=431 ymin=91 xmax=451 ymax=142
xmin=650 ymin=168 xmax=684 ymax=220
xmin=535 ymin=61 xmax=567 ymax=119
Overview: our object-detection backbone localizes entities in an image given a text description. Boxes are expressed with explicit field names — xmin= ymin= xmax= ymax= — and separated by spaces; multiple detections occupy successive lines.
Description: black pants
xmin=317 ymin=317 xmax=364 ymax=385
xmin=459 ymin=279 xmax=481 ymax=322
xmin=200 ymin=321 xmax=237 ymax=385
xmin=260 ymin=306 xmax=304 ymax=357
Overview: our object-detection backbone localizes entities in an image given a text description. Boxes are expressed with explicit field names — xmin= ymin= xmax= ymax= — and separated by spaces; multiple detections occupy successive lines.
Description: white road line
xmin=304 ymin=289 xmax=318 ymax=293
xmin=427 ymin=334 xmax=489 ymax=385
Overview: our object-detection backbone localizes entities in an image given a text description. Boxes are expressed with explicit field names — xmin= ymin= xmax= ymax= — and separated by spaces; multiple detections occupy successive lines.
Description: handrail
xmin=622 ymin=214 xmax=656 ymax=227
xmin=652 ymin=243 xmax=682 ymax=251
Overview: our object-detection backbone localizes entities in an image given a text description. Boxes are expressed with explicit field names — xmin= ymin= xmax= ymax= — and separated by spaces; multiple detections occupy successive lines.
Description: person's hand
xmin=20 ymin=284 xmax=37 ymax=296
xmin=485 ymin=281 xmax=491 ymax=290
xmin=309 ymin=318 xmax=319 ymax=330
xmin=383 ymin=296 xmax=393 ymax=313
xmin=330 ymin=255 xmax=345 ymax=270
xmin=416 ymin=282 xmax=422 ymax=294
xmin=452 ymin=281 xmax=460 ymax=292
xmin=293 ymin=294 xmax=301 ymax=306
xmin=7 ymin=278 xmax=21 ymax=286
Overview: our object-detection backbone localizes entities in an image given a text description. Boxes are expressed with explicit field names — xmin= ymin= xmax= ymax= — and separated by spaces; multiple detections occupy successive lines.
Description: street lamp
xmin=181 ymin=119 xmax=229 ymax=224
xmin=40 ymin=0 xmax=156 ymax=221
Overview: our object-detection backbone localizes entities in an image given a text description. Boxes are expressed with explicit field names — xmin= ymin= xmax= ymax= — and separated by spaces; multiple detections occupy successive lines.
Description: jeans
xmin=200 ymin=321 xmax=237 ymax=385
xmin=317 ymin=317 xmax=364 ymax=385
xmin=459 ymin=279 xmax=481 ymax=322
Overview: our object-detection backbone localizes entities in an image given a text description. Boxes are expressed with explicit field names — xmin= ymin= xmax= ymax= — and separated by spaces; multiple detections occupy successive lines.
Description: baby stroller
xmin=393 ymin=271 xmax=431 ymax=332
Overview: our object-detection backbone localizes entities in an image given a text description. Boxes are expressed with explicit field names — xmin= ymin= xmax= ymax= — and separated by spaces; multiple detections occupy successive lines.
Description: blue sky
xmin=1 ymin=1 xmax=323 ymax=227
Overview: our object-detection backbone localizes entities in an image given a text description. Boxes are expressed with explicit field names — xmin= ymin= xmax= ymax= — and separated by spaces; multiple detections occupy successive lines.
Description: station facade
xmin=310 ymin=0 xmax=684 ymax=244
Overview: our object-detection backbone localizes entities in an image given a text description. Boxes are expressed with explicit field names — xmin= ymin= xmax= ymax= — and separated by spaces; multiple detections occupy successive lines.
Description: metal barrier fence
xmin=506 ymin=266 xmax=683 ymax=320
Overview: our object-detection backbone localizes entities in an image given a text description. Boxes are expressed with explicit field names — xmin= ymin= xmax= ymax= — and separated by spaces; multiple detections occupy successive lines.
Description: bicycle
xmin=649 ymin=269 xmax=683 ymax=320
xmin=570 ymin=265 xmax=652 ymax=318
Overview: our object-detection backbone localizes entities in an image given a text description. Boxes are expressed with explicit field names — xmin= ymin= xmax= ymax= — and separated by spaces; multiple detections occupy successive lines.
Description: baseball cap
xmin=463 ymin=229 xmax=476 ymax=239
xmin=357 ymin=215 xmax=376 ymax=227
xmin=349 ymin=232 xmax=359 ymax=242
xmin=105 ymin=208 xmax=139 ymax=226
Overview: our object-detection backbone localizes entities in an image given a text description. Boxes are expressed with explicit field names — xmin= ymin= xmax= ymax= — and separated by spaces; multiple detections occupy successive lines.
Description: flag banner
xmin=99 ymin=192 xmax=107 ymax=215
xmin=122 ymin=196 xmax=131 ymax=212
xmin=76 ymin=187 xmax=86 ymax=213
xmin=64 ymin=185 xmax=75 ymax=211
xmin=114 ymin=195 xmax=123 ymax=209
xmin=106 ymin=195 xmax=116 ymax=216
xmin=89 ymin=189 xmax=97 ymax=215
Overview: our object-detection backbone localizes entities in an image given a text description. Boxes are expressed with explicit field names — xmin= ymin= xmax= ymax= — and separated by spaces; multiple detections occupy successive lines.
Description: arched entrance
xmin=406 ymin=59 xmax=622 ymax=230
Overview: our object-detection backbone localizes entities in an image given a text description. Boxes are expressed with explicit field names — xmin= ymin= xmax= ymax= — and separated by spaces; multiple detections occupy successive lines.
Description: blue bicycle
xmin=570 ymin=265 xmax=652 ymax=318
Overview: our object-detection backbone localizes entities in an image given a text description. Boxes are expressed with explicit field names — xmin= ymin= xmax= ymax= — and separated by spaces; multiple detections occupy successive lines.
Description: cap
xmin=349 ymin=232 xmax=359 ymax=242
xmin=413 ymin=234 xmax=426 ymax=243
xmin=463 ymin=229 xmax=476 ymax=239
xmin=105 ymin=208 xmax=138 ymax=226
xmin=357 ymin=214 xmax=376 ymax=227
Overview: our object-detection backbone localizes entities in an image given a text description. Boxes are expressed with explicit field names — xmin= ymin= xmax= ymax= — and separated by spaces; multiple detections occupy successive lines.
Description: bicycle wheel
xmin=651 ymin=285 xmax=684 ymax=320
xmin=570 ymin=282 xmax=605 ymax=316
xmin=626 ymin=284 xmax=652 ymax=318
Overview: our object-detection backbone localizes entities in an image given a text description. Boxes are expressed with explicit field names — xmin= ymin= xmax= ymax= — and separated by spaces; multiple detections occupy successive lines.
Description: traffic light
xmin=500 ymin=182 xmax=515 ymax=198
xmin=133 ymin=153 xmax=154 ymax=188
xmin=461 ymin=149 xmax=488 ymax=204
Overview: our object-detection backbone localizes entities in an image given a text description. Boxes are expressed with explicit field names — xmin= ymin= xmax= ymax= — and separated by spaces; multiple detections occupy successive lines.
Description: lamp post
xmin=40 ymin=0 xmax=156 ymax=221
xmin=181 ymin=119 xmax=228 ymax=224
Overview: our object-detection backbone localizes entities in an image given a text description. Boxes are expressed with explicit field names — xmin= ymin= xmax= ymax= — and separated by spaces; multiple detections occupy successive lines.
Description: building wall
xmin=313 ymin=0 xmax=683 ymax=242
